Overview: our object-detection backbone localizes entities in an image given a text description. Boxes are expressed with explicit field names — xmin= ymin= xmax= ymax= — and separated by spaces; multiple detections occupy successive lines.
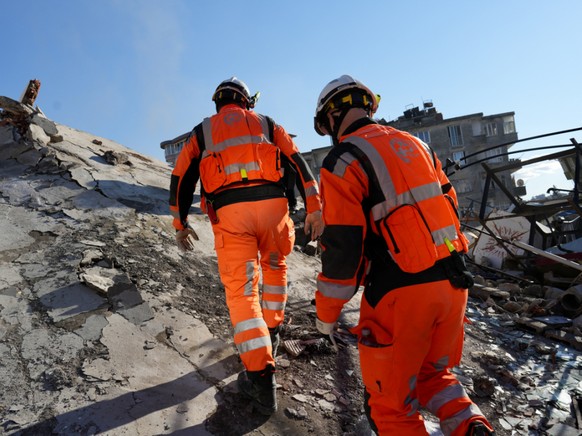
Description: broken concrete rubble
xmin=3 ymin=93 xmax=582 ymax=435
xmin=0 ymin=96 xmax=371 ymax=435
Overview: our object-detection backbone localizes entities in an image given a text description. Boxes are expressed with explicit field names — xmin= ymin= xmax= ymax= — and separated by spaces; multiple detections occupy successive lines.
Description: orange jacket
xmin=316 ymin=119 xmax=468 ymax=323
xmin=170 ymin=104 xmax=321 ymax=230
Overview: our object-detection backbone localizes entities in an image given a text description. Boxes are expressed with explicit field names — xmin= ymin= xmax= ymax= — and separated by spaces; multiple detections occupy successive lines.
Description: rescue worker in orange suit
xmin=313 ymin=75 xmax=495 ymax=436
xmin=169 ymin=77 xmax=323 ymax=415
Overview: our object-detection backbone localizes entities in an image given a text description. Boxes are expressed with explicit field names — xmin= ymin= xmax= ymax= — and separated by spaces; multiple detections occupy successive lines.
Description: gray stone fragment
xmin=81 ymin=249 xmax=104 ymax=266
xmin=21 ymin=329 xmax=84 ymax=380
xmin=28 ymin=123 xmax=51 ymax=145
xmin=30 ymin=113 xmax=58 ymax=136
xmin=116 ymin=301 xmax=154 ymax=325
xmin=75 ymin=314 xmax=109 ymax=342
xmin=0 ymin=124 xmax=16 ymax=145
xmin=16 ymin=147 xmax=44 ymax=166
xmin=546 ymin=423 xmax=580 ymax=436
xmin=36 ymin=281 xmax=108 ymax=322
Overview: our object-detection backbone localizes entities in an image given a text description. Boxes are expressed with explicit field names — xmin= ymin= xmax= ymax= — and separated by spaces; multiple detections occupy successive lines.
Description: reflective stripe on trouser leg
xmin=212 ymin=201 xmax=272 ymax=371
xmin=258 ymin=197 xmax=293 ymax=328
xmin=415 ymin=281 xmax=493 ymax=435
xmin=357 ymin=280 xmax=471 ymax=435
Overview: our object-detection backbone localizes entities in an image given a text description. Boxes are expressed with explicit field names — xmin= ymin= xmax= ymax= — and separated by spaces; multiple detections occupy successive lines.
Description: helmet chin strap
xmin=330 ymin=107 xmax=351 ymax=146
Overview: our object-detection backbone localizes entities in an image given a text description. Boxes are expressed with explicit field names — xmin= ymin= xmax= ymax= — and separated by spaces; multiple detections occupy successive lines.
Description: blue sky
xmin=2 ymin=1 xmax=581 ymax=198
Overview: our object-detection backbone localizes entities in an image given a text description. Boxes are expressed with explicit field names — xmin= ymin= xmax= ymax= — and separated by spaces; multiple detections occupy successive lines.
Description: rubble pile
xmin=459 ymin=271 xmax=582 ymax=434
xmin=0 ymin=92 xmax=365 ymax=435
xmin=2 ymin=85 xmax=582 ymax=435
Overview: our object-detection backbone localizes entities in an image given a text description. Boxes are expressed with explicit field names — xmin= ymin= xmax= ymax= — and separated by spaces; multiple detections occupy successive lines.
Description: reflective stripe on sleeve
xmin=304 ymin=185 xmax=319 ymax=198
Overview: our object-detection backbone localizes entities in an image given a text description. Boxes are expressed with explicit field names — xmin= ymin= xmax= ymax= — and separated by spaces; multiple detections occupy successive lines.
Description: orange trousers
xmin=212 ymin=197 xmax=294 ymax=371
xmin=353 ymin=280 xmax=493 ymax=435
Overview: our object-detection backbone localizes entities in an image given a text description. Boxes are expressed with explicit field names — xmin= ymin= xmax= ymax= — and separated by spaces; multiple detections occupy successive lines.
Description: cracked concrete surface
xmin=0 ymin=116 xmax=239 ymax=435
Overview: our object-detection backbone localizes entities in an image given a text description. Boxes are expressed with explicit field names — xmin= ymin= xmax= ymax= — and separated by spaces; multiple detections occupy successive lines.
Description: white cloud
xmin=513 ymin=158 xmax=572 ymax=198
xmin=513 ymin=159 xmax=561 ymax=180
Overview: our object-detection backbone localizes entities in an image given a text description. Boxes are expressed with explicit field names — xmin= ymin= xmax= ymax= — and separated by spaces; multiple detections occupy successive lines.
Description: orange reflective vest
xmin=198 ymin=110 xmax=283 ymax=194
xmin=170 ymin=105 xmax=321 ymax=231
xmin=342 ymin=125 xmax=469 ymax=273
xmin=316 ymin=120 xmax=469 ymax=323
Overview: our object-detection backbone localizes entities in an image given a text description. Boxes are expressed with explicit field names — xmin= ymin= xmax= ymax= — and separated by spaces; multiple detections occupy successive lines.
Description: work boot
xmin=237 ymin=364 xmax=277 ymax=415
xmin=269 ymin=326 xmax=281 ymax=357
xmin=466 ymin=421 xmax=495 ymax=436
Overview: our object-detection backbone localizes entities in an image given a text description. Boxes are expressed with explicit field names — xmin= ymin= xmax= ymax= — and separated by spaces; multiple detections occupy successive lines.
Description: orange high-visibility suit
xmin=171 ymin=104 xmax=321 ymax=372
xmin=315 ymin=119 xmax=493 ymax=435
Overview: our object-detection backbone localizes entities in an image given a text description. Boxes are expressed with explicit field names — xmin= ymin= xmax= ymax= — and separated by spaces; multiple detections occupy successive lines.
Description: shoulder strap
xmin=190 ymin=123 xmax=207 ymax=197
xmin=322 ymin=140 xmax=390 ymax=260
xmin=327 ymin=141 xmax=385 ymax=212
xmin=267 ymin=117 xmax=275 ymax=142
xmin=192 ymin=123 xmax=206 ymax=153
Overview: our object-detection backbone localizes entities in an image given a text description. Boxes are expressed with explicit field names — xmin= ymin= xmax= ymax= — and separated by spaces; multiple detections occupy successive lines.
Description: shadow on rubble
xmin=93 ymin=180 xmax=202 ymax=217
xmin=81 ymin=180 xmax=202 ymax=215
xmin=12 ymin=355 xmax=240 ymax=436
xmin=200 ymin=380 xmax=319 ymax=436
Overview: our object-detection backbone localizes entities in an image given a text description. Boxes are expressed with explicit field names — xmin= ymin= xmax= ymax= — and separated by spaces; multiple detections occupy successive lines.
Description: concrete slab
xmin=75 ymin=314 xmax=109 ymax=342
xmin=35 ymin=280 xmax=108 ymax=323
xmin=21 ymin=328 xmax=85 ymax=380
xmin=0 ymin=264 xmax=23 ymax=288
xmin=77 ymin=313 xmax=220 ymax=434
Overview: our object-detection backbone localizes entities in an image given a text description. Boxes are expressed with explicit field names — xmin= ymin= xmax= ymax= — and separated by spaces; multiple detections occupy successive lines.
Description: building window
xmin=452 ymin=151 xmax=465 ymax=163
xmin=484 ymin=148 xmax=504 ymax=163
xmin=484 ymin=122 xmax=498 ymax=137
xmin=415 ymin=131 xmax=431 ymax=143
xmin=448 ymin=125 xmax=463 ymax=147
xmin=471 ymin=122 xmax=483 ymax=136
xmin=503 ymin=117 xmax=516 ymax=134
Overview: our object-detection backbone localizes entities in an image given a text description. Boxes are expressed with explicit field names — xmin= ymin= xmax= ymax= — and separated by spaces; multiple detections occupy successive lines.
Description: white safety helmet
xmin=212 ymin=77 xmax=259 ymax=109
xmin=314 ymin=75 xmax=379 ymax=136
